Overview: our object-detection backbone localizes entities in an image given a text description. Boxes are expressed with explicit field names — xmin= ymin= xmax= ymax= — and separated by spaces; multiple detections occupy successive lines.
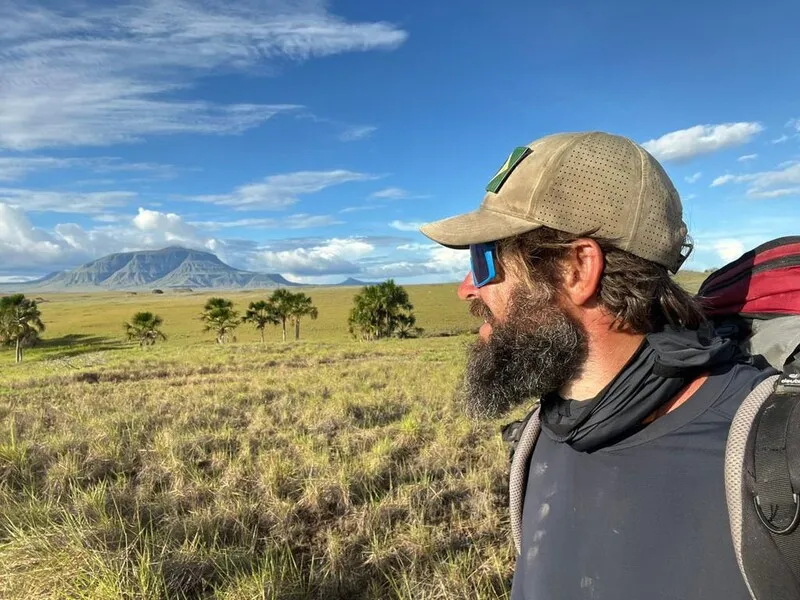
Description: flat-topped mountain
xmin=2 ymin=247 xmax=305 ymax=291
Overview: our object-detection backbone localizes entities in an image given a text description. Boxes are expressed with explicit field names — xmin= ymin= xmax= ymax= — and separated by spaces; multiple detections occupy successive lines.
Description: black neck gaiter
xmin=539 ymin=326 xmax=743 ymax=452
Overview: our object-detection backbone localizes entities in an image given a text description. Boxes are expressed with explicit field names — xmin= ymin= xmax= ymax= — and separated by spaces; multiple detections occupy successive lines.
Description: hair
xmin=496 ymin=227 xmax=706 ymax=334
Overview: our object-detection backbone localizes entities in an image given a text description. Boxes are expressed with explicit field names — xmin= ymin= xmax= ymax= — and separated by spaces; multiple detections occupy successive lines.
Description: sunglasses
xmin=469 ymin=242 xmax=498 ymax=288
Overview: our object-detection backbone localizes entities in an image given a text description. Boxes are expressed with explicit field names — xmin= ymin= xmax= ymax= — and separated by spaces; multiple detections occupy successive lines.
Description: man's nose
xmin=457 ymin=272 xmax=478 ymax=301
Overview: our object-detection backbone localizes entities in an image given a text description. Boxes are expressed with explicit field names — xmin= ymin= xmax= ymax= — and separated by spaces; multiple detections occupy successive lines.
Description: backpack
xmin=503 ymin=236 xmax=800 ymax=600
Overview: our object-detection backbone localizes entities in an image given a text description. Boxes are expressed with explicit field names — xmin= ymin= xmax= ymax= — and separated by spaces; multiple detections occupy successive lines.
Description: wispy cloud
xmin=738 ymin=154 xmax=758 ymax=162
xmin=642 ymin=122 xmax=763 ymax=162
xmin=684 ymin=172 xmax=702 ymax=183
xmin=339 ymin=204 xmax=386 ymax=214
xmin=0 ymin=1 xmax=407 ymax=150
xmin=192 ymin=170 xmax=379 ymax=210
xmin=0 ymin=155 xmax=181 ymax=182
xmin=389 ymin=220 xmax=424 ymax=232
xmin=190 ymin=214 xmax=343 ymax=230
xmin=709 ymin=161 xmax=800 ymax=199
xmin=370 ymin=187 xmax=429 ymax=200
xmin=371 ymin=187 xmax=410 ymax=199
xmin=0 ymin=187 xmax=136 ymax=213
xmin=339 ymin=125 xmax=378 ymax=142
xmin=772 ymin=135 xmax=790 ymax=144
xmin=0 ymin=157 xmax=77 ymax=181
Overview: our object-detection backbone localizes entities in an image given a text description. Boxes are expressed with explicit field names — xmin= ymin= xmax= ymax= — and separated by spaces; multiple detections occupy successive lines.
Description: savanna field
xmin=0 ymin=274 xmax=707 ymax=599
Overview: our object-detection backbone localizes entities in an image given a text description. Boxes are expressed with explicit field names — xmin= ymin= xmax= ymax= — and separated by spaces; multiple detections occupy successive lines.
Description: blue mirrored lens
xmin=470 ymin=243 xmax=496 ymax=288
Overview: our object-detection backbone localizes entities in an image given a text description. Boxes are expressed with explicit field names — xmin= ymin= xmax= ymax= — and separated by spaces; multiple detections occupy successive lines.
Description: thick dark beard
xmin=459 ymin=285 xmax=589 ymax=419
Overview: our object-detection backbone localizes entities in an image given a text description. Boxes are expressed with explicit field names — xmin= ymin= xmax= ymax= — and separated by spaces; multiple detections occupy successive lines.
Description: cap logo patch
xmin=486 ymin=146 xmax=532 ymax=193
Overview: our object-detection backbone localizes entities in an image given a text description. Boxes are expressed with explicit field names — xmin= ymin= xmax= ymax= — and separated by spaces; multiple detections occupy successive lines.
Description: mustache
xmin=469 ymin=299 xmax=493 ymax=321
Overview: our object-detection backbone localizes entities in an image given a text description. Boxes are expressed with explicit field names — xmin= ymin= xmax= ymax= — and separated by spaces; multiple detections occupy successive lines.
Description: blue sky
xmin=1 ymin=0 xmax=799 ymax=284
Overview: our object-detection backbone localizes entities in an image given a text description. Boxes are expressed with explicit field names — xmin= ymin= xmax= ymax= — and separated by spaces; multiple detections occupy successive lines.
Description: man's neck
xmin=558 ymin=329 xmax=646 ymax=401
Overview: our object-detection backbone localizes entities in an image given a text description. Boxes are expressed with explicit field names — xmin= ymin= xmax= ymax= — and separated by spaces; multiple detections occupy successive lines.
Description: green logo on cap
xmin=485 ymin=146 xmax=531 ymax=193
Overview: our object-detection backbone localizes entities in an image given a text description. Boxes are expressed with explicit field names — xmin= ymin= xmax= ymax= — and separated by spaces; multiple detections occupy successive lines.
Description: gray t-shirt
xmin=511 ymin=361 xmax=773 ymax=600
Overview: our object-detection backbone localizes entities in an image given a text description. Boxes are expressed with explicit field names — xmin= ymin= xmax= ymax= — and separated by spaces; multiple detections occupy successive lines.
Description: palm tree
xmin=268 ymin=290 xmax=319 ymax=341
xmin=0 ymin=294 xmax=45 ymax=363
xmin=268 ymin=289 xmax=296 ymax=342
xmin=288 ymin=293 xmax=318 ymax=340
xmin=348 ymin=280 xmax=417 ymax=341
xmin=124 ymin=311 xmax=167 ymax=348
xmin=200 ymin=297 xmax=239 ymax=344
xmin=242 ymin=300 xmax=280 ymax=343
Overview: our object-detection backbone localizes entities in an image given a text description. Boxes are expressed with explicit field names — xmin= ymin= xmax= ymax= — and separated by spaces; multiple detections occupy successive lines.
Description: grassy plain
xmin=0 ymin=274 xmax=708 ymax=599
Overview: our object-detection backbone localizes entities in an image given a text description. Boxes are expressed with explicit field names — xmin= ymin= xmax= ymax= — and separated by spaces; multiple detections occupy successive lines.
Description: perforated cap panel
xmin=629 ymin=151 xmax=687 ymax=271
xmin=535 ymin=133 xmax=641 ymax=243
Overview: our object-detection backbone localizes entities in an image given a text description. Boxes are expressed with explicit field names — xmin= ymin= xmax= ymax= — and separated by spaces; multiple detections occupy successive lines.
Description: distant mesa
xmin=0 ymin=246 xmax=313 ymax=292
xmin=338 ymin=277 xmax=379 ymax=287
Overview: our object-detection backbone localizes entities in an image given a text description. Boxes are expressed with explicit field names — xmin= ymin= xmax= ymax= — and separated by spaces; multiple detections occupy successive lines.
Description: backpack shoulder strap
xmin=507 ymin=406 xmax=542 ymax=555
xmin=725 ymin=373 xmax=781 ymax=599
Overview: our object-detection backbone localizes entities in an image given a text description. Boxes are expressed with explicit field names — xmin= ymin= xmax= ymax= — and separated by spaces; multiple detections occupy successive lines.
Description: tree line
xmin=2 ymin=280 xmax=421 ymax=361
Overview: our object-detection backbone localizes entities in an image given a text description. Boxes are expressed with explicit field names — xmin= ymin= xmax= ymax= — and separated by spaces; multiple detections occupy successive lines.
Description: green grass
xmin=0 ymin=276 xmax=707 ymax=598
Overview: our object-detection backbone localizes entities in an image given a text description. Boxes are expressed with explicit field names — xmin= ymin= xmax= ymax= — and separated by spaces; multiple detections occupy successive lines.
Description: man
xmin=419 ymin=132 xmax=775 ymax=599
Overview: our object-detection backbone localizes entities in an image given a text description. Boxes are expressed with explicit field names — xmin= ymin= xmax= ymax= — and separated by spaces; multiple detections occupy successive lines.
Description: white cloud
xmin=641 ymin=122 xmax=763 ymax=162
xmin=0 ymin=157 xmax=77 ymax=181
xmin=0 ymin=155 xmax=181 ymax=182
xmin=397 ymin=243 xmax=437 ymax=251
xmin=709 ymin=162 xmax=800 ymax=199
xmin=339 ymin=126 xmax=377 ymax=142
xmin=713 ymin=239 xmax=746 ymax=263
xmin=0 ymin=1 xmax=407 ymax=150
xmin=710 ymin=174 xmax=736 ymax=187
xmin=190 ymin=214 xmax=343 ymax=230
xmin=772 ymin=135 xmax=790 ymax=144
xmin=361 ymin=245 xmax=469 ymax=279
xmin=133 ymin=207 xmax=200 ymax=239
xmin=339 ymin=204 xmax=385 ymax=214
xmin=0 ymin=275 xmax=40 ymax=283
xmin=389 ymin=220 xmax=424 ymax=232
xmin=0 ymin=187 xmax=136 ymax=213
xmin=684 ymin=172 xmax=702 ymax=183
xmin=92 ymin=214 xmax=129 ymax=223
xmin=686 ymin=218 xmax=800 ymax=270
xmin=192 ymin=170 xmax=378 ymax=210
xmin=251 ymin=237 xmax=375 ymax=275
xmin=738 ymin=154 xmax=758 ymax=162
xmin=748 ymin=188 xmax=800 ymax=199
xmin=0 ymin=203 xmax=66 ymax=267
xmin=369 ymin=187 xmax=429 ymax=200
xmin=0 ymin=203 xmax=222 ymax=270
xmin=0 ymin=205 xmax=436 ymax=280
xmin=787 ymin=119 xmax=800 ymax=132
xmin=371 ymin=187 xmax=410 ymax=199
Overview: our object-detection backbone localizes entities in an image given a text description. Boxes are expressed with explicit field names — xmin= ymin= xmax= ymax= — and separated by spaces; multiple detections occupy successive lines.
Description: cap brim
xmin=419 ymin=208 xmax=543 ymax=248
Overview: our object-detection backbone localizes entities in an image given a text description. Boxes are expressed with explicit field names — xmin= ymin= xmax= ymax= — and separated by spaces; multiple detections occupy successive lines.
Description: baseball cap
xmin=419 ymin=131 xmax=692 ymax=273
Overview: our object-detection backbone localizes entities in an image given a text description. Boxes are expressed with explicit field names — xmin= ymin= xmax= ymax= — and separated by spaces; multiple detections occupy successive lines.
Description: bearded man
xmin=419 ymin=132 xmax=776 ymax=600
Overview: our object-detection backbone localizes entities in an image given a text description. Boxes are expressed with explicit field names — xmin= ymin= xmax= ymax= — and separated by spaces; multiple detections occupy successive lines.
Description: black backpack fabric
xmin=699 ymin=237 xmax=800 ymax=599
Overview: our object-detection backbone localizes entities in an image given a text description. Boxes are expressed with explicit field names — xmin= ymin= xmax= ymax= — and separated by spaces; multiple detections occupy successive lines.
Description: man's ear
xmin=560 ymin=238 xmax=604 ymax=307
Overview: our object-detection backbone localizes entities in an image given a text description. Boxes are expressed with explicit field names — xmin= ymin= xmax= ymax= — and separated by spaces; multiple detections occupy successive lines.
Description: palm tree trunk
xmin=295 ymin=319 xmax=300 ymax=340
xmin=15 ymin=336 xmax=21 ymax=363
xmin=281 ymin=318 xmax=287 ymax=342
xmin=260 ymin=329 xmax=265 ymax=344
